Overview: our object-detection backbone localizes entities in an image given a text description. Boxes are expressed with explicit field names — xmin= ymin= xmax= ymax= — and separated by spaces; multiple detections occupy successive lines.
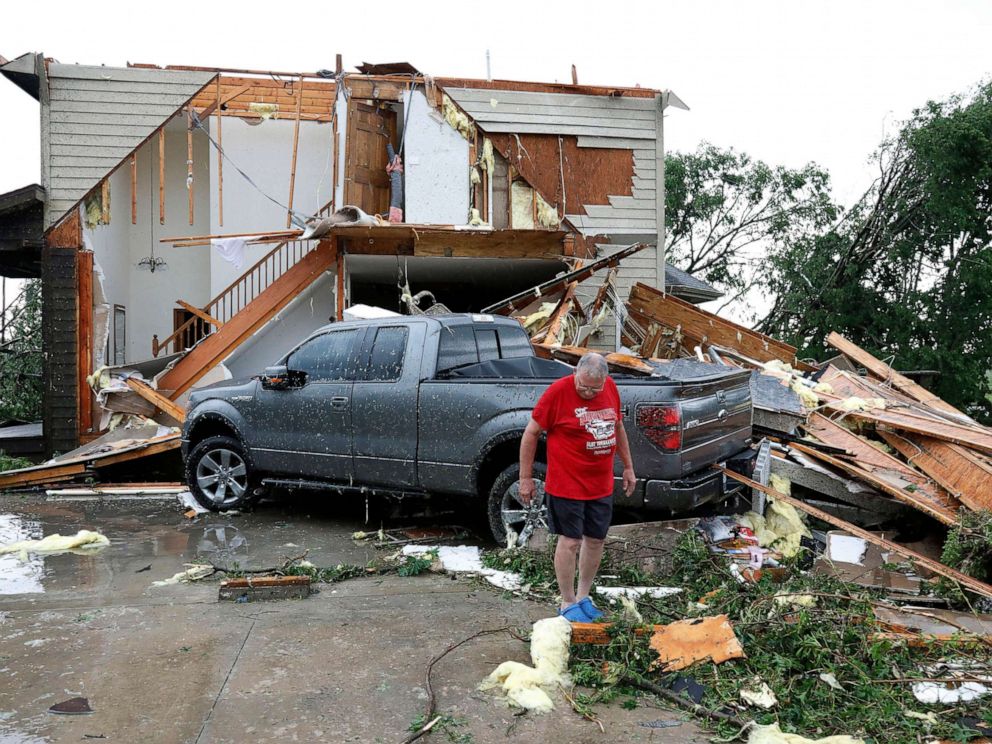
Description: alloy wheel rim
xmin=196 ymin=448 xmax=248 ymax=507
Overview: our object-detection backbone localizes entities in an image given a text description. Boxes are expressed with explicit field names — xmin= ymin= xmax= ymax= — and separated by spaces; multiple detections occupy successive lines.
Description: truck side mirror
xmin=261 ymin=365 xmax=291 ymax=390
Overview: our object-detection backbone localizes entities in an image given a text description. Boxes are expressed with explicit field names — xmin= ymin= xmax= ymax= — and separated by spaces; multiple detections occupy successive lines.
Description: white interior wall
xmin=208 ymin=117 xmax=334 ymax=297
xmin=222 ymin=270 xmax=336 ymax=378
xmin=82 ymin=120 xmax=211 ymax=363
xmin=402 ymin=90 xmax=470 ymax=224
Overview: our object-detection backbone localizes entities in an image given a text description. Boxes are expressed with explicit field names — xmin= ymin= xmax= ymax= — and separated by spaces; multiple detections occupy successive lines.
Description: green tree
xmin=760 ymin=81 xmax=992 ymax=420
xmin=665 ymin=143 xmax=839 ymax=317
xmin=0 ymin=279 xmax=43 ymax=422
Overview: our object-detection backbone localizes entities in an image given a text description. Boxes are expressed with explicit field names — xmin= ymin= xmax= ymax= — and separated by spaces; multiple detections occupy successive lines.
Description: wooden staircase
xmin=157 ymin=238 xmax=337 ymax=400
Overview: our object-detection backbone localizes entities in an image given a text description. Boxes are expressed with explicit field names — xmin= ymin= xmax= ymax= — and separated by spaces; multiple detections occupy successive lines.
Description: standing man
xmin=518 ymin=353 xmax=636 ymax=622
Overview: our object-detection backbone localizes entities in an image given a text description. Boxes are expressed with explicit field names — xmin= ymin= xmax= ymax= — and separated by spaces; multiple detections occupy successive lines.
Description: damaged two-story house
xmin=0 ymin=53 xmax=720 ymax=459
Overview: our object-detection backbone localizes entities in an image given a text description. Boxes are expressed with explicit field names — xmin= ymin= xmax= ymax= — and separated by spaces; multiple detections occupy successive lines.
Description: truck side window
xmin=497 ymin=326 xmax=532 ymax=359
xmin=365 ymin=327 xmax=408 ymax=381
xmin=287 ymin=329 xmax=360 ymax=382
xmin=437 ymin=325 xmax=479 ymax=371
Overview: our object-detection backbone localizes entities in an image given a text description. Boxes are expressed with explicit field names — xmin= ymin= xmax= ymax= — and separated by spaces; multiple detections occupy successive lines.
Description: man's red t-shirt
xmin=531 ymin=374 xmax=621 ymax=500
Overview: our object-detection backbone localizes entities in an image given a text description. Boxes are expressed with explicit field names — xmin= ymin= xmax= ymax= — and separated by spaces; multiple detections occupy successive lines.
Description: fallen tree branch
xmin=623 ymin=672 xmax=747 ymax=728
xmin=400 ymin=625 xmax=520 ymax=744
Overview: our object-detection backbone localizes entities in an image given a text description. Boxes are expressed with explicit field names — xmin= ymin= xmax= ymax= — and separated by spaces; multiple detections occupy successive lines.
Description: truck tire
xmin=185 ymin=435 xmax=260 ymax=512
xmin=487 ymin=462 xmax=549 ymax=547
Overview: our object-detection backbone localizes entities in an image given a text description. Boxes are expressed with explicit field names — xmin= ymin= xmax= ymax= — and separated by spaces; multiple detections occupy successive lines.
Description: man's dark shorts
xmin=546 ymin=494 xmax=613 ymax=540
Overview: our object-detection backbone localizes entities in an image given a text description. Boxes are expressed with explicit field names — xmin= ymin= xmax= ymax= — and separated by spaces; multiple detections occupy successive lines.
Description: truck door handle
xmin=330 ymin=396 xmax=349 ymax=410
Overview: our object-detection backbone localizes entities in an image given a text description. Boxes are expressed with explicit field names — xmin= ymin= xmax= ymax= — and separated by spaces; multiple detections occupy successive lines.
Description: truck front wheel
xmin=487 ymin=462 xmax=549 ymax=547
xmin=186 ymin=435 xmax=260 ymax=511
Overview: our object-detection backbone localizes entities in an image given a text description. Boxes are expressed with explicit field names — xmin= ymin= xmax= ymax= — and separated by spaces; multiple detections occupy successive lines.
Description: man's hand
xmin=518 ymin=477 xmax=536 ymax=505
xmin=622 ymin=467 xmax=637 ymax=497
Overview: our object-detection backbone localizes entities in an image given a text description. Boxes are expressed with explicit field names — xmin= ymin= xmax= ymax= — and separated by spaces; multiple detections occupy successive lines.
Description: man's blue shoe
xmin=578 ymin=596 xmax=605 ymax=621
xmin=558 ymin=602 xmax=592 ymax=622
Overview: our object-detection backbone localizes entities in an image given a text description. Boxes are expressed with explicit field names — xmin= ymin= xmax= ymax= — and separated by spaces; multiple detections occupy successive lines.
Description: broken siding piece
xmin=878 ymin=430 xmax=992 ymax=512
xmin=44 ymin=64 xmax=215 ymax=228
xmin=824 ymin=404 xmax=992 ymax=456
xmin=825 ymin=332 xmax=968 ymax=420
xmin=789 ymin=439 xmax=960 ymax=526
xmin=627 ymin=283 xmax=811 ymax=370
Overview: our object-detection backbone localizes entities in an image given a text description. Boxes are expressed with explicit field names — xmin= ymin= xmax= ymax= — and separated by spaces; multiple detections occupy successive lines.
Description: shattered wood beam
xmin=543 ymin=262 xmax=583 ymax=346
xmin=125 ymin=379 xmax=187 ymax=423
xmin=176 ymin=300 xmax=223 ymax=328
xmin=101 ymin=179 xmax=110 ymax=224
xmin=824 ymin=403 xmax=992 ymax=455
xmin=789 ymin=440 xmax=960 ymax=526
xmin=826 ymin=332 xmax=966 ymax=419
xmin=577 ymin=267 xmax=617 ymax=348
xmin=483 ymin=243 xmax=647 ymax=315
xmin=533 ymin=344 xmax=656 ymax=375
xmin=287 ymin=76 xmax=304 ymax=229
xmin=0 ymin=463 xmax=87 ymax=490
xmin=628 ymin=283 xmax=813 ymax=371
xmin=77 ymin=250 xmax=94 ymax=436
xmin=216 ymin=77 xmax=223 ymax=226
xmin=715 ymin=465 xmax=992 ymax=599
xmin=187 ymin=109 xmax=194 ymax=225
xmin=159 ymin=129 xmax=165 ymax=224
xmin=89 ymin=435 xmax=182 ymax=469
xmin=878 ymin=430 xmax=992 ymax=512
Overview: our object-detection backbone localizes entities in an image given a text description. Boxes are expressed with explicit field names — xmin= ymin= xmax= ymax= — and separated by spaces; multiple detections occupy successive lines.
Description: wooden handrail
xmin=152 ymin=199 xmax=337 ymax=357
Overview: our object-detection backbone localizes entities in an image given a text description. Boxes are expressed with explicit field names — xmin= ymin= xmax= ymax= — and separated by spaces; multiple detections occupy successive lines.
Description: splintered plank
xmin=716 ymin=465 xmax=992 ymax=600
xmin=627 ymin=283 xmax=813 ymax=371
xmin=0 ymin=463 xmax=87 ymax=490
xmin=125 ymin=378 xmax=187 ymax=423
xmin=790 ymin=439 xmax=960 ymax=526
xmin=825 ymin=333 xmax=966 ymax=419
xmin=825 ymin=403 xmax=992 ymax=456
xmin=532 ymin=344 xmax=656 ymax=375
xmin=879 ymin=430 xmax=992 ymax=512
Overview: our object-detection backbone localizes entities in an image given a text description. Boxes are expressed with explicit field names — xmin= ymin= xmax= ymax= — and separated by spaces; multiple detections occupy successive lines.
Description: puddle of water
xmin=0 ymin=515 xmax=45 ymax=595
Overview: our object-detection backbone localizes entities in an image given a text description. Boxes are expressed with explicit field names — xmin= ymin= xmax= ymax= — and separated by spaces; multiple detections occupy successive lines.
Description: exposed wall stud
xmin=159 ymin=129 xmax=165 ymax=224
xmin=287 ymin=76 xmax=304 ymax=228
xmin=130 ymin=155 xmax=137 ymax=225
xmin=187 ymin=109 xmax=194 ymax=225
xmin=216 ymin=77 xmax=224 ymax=227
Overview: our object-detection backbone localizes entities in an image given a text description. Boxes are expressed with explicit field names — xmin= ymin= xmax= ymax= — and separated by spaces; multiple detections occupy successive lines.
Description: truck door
xmin=250 ymin=328 xmax=363 ymax=482
xmin=351 ymin=322 xmax=425 ymax=488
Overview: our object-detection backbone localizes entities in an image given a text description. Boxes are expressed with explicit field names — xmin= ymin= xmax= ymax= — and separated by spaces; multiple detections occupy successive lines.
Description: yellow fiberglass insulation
xmin=248 ymin=102 xmax=278 ymax=120
xmin=839 ymin=396 xmax=886 ymax=412
xmin=0 ymin=530 xmax=110 ymax=560
xmin=747 ymin=722 xmax=865 ymax=744
xmin=736 ymin=475 xmax=811 ymax=558
xmin=510 ymin=181 xmax=535 ymax=229
xmin=480 ymin=138 xmax=495 ymax=174
xmin=536 ymin=193 xmax=561 ymax=228
xmin=442 ymin=94 xmax=475 ymax=140
xmin=813 ymin=381 xmax=834 ymax=395
xmin=791 ymin=379 xmax=820 ymax=409
xmin=480 ymin=616 xmax=572 ymax=713
xmin=522 ymin=302 xmax=558 ymax=333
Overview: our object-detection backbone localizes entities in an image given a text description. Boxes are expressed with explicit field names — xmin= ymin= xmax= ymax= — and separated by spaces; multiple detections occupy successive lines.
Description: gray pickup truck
xmin=181 ymin=314 xmax=753 ymax=542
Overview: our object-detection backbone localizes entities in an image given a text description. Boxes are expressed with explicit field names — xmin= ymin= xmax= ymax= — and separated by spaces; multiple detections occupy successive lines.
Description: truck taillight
xmin=636 ymin=404 xmax=682 ymax=451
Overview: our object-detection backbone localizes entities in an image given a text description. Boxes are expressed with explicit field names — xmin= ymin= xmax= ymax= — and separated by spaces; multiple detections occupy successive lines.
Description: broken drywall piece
xmin=648 ymin=614 xmax=745 ymax=671
xmin=827 ymin=533 xmax=867 ymax=565
xmin=746 ymin=722 xmax=865 ymax=744
xmin=740 ymin=678 xmax=778 ymax=709
xmin=151 ymin=564 xmax=214 ymax=587
xmin=479 ymin=616 xmax=572 ymax=713
xmin=178 ymin=491 xmax=209 ymax=516
xmin=0 ymin=530 xmax=110 ymax=560
xmin=401 ymin=544 xmax=522 ymax=590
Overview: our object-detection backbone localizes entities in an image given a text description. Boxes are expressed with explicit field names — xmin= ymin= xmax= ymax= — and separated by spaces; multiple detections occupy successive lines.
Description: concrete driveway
xmin=0 ymin=491 xmax=703 ymax=743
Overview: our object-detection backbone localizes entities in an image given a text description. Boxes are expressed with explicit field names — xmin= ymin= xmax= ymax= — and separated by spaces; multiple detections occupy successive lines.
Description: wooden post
xmin=331 ymin=91 xmax=340 ymax=213
xmin=187 ymin=109 xmax=194 ymax=225
xmin=335 ymin=241 xmax=345 ymax=321
xmin=287 ymin=76 xmax=304 ymax=228
xmin=571 ymin=64 xmax=578 ymax=85
xmin=77 ymin=250 xmax=94 ymax=435
xmin=101 ymin=179 xmax=110 ymax=224
xmin=216 ymin=77 xmax=224 ymax=227
xmin=130 ymin=155 xmax=137 ymax=224
xmin=335 ymin=54 xmax=343 ymax=75
xmin=159 ymin=129 xmax=165 ymax=224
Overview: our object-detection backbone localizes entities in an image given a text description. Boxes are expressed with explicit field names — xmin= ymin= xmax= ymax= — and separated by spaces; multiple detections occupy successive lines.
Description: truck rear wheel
xmin=487 ymin=462 xmax=549 ymax=547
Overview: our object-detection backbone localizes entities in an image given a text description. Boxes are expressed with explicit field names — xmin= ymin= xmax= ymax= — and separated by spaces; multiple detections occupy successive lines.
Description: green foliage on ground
xmin=493 ymin=531 xmax=992 ymax=743
xmin=0 ymin=452 xmax=32 ymax=472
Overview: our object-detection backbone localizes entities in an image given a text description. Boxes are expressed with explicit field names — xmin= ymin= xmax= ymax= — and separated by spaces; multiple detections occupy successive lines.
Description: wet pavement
xmin=0 ymin=491 xmax=703 ymax=743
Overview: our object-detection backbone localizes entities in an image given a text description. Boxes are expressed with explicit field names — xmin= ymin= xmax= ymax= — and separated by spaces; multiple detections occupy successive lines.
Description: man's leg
xmin=576 ymin=536 xmax=605 ymax=601
xmin=554 ymin=536 xmax=582 ymax=609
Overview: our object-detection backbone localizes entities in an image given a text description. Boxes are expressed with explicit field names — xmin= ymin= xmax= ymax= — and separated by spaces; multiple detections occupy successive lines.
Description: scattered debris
xmin=740 ymin=678 xmax=778 ymax=709
xmin=479 ymin=617 xmax=571 ymax=713
xmin=151 ymin=564 xmax=215 ymax=587
xmin=48 ymin=697 xmax=93 ymax=715
xmin=911 ymin=661 xmax=992 ymax=704
xmin=402 ymin=545 xmax=523 ymax=590
xmin=745 ymin=722 xmax=864 ymax=744
xmin=0 ymin=530 xmax=110 ymax=559
xmin=218 ymin=575 xmax=311 ymax=602
xmin=648 ymin=615 xmax=745 ymax=672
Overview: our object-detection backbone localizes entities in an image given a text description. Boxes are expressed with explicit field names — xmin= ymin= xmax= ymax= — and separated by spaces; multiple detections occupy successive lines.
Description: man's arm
xmin=518 ymin=418 xmax=543 ymax=504
xmin=616 ymin=421 xmax=636 ymax=496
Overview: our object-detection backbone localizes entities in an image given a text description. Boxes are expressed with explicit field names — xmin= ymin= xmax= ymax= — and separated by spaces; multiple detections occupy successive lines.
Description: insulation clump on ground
xmin=479 ymin=616 xmax=572 ymax=713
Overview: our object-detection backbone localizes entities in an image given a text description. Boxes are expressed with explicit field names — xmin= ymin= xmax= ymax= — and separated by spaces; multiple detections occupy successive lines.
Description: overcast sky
xmin=2 ymin=0 xmax=991 ymax=210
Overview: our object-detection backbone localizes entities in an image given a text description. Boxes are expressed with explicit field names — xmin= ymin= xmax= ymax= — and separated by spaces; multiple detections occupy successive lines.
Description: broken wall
xmin=402 ymin=89 xmax=471 ymax=224
xmin=207 ymin=117 xmax=334 ymax=297
xmin=83 ymin=120 xmax=212 ymax=364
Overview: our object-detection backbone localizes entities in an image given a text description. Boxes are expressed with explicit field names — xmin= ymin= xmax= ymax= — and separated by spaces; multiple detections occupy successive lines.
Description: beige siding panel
xmin=576 ymin=136 xmax=651 ymax=149
xmin=584 ymin=204 xmax=654 ymax=219
xmin=448 ymin=88 xmax=657 ymax=111
xmin=476 ymin=122 xmax=653 ymax=138
xmin=43 ymin=64 xmax=214 ymax=227
xmin=474 ymin=102 xmax=657 ymax=121
xmin=462 ymin=111 xmax=655 ymax=130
